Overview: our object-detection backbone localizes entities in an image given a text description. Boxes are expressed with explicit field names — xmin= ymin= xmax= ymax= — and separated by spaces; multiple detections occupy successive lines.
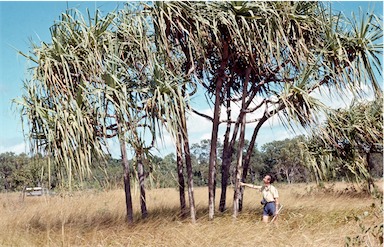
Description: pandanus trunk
xmin=233 ymin=114 xmax=246 ymax=217
xmin=219 ymin=137 xmax=231 ymax=212
xmin=219 ymin=119 xmax=241 ymax=212
xmin=181 ymin=114 xmax=196 ymax=223
xmin=239 ymin=115 xmax=268 ymax=211
xmin=176 ymin=131 xmax=187 ymax=218
xmin=208 ymin=40 xmax=229 ymax=220
xmin=117 ymin=116 xmax=134 ymax=224
xmin=233 ymin=68 xmax=250 ymax=217
xmin=137 ymin=152 xmax=148 ymax=219
xmin=219 ymin=86 xmax=233 ymax=212
xmin=183 ymin=134 xmax=196 ymax=223
xmin=208 ymin=85 xmax=221 ymax=220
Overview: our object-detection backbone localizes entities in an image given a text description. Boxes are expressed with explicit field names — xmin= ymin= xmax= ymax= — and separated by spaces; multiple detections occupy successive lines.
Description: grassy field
xmin=0 ymin=181 xmax=382 ymax=247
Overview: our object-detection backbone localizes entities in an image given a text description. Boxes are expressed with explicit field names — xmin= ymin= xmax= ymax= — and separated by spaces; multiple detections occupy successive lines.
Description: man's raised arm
xmin=239 ymin=182 xmax=262 ymax=189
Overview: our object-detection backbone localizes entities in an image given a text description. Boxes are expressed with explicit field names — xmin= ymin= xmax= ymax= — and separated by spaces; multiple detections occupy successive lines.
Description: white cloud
xmin=153 ymin=131 xmax=176 ymax=156
xmin=105 ymin=137 xmax=122 ymax=159
xmin=0 ymin=141 xmax=28 ymax=154
xmin=311 ymin=83 xmax=376 ymax=110
xmin=187 ymin=109 xmax=213 ymax=135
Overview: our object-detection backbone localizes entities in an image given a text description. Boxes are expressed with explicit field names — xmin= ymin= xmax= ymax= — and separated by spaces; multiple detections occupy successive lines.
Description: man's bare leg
xmin=262 ymin=215 xmax=269 ymax=223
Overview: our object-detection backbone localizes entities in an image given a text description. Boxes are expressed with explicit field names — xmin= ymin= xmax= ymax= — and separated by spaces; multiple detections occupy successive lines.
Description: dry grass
xmin=0 ymin=181 xmax=382 ymax=247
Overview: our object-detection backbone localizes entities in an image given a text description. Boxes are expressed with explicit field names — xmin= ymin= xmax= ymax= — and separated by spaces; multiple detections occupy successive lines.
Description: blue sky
xmin=0 ymin=1 xmax=123 ymax=154
xmin=0 ymin=1 xmax=383 ymax=157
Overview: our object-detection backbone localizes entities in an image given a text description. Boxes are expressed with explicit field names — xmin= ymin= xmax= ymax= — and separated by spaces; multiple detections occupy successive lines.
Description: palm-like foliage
xmin=16 ymin=6 xmax=159 ymax=222
xmin=16 ymin=3 xmax=198 ymax=222
xmin=306 ymin=97 xmax=383 ymax=190
xmin=153 ymin=1 xmax=382 ymax=218
xmin=16 ymin=9 xmax=118 ymax=187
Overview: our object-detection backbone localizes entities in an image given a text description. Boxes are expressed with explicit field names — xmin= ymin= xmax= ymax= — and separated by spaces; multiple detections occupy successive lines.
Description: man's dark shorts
xmin=263 ymin=202 xmax=276 ymax=216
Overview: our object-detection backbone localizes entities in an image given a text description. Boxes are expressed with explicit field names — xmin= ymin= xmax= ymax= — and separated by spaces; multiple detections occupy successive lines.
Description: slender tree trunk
xmin=117 ymin=116 xmax=134 ymax=224
xmin=176 ymin=85 xmax=196 ymax=223
xmin=239 ymin=115 xmax=268 ymax=211
xmin=181 ymin=117 xmax=196 ymax=223
xmin=233 ymin=68 xmax=250 ymax=218
xmin=208 ymin=40 xmax=229 ymax=220
xmin=219 ymin=82 xmax=232 ymax=212
xmin=219 ymin=116 xmax=241 ymax=212
xmin=220 ymin=78 xmax=258 ymax=212
xmin=233 ymin=114 xmax=246 ymax=218
xmin=3 ymin=175 xmax=10 ymax=191
xmin=176 ymin=131 xmax=187 ymax=218
xmin=208 ymin=82 xmax=221 ymax=220
xmin=219 ymin=131 xmax=231 ymax=212
xmin=137 ymin=152 xmax=148 ymax=219
xmin=183 ymin=135 xmax=196 ymax=223
xmin=285 ymin=169 xmax=291 ymax=184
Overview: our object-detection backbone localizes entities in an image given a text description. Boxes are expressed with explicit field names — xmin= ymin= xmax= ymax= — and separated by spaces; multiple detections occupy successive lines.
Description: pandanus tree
xmin=153 ymin=1 xmax=325 ymax=218
xmin=16 ymin=3 xmax=198 ymax=223
xmin=116 ymin=5 xmax=197 ymax=220
xmin=153 ymin=1 xmax=382 ymax=219
xmin=151 ymin=2 xmax=200 ymax=221
xmin=144 ymin=66 xmax=198 ymax=221
xmin=306 ymin=96 xmax=383 ymax=192
xmin=15 ymin=9 xmax=118 ymax=190
xmin=15 ymin=7 xmax=162 ymax=223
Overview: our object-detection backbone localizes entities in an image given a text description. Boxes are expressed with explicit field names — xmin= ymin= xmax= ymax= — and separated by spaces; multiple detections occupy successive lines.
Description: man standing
xmin=240 ymin=174 xmax=280 ymax=223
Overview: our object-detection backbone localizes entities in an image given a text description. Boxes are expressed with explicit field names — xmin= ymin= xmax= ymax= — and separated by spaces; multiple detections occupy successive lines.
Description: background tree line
xmin=2 ymin=113 xmax=382 ymax=192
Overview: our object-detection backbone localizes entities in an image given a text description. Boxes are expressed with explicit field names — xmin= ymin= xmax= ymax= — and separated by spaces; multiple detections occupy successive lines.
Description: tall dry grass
xmin=0 ymin=181 xmax=382 ymax=247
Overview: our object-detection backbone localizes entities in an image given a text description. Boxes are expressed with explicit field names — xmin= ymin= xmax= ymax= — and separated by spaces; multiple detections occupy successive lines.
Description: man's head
xmin=263 ymin=174 xmax=275 ymax=184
